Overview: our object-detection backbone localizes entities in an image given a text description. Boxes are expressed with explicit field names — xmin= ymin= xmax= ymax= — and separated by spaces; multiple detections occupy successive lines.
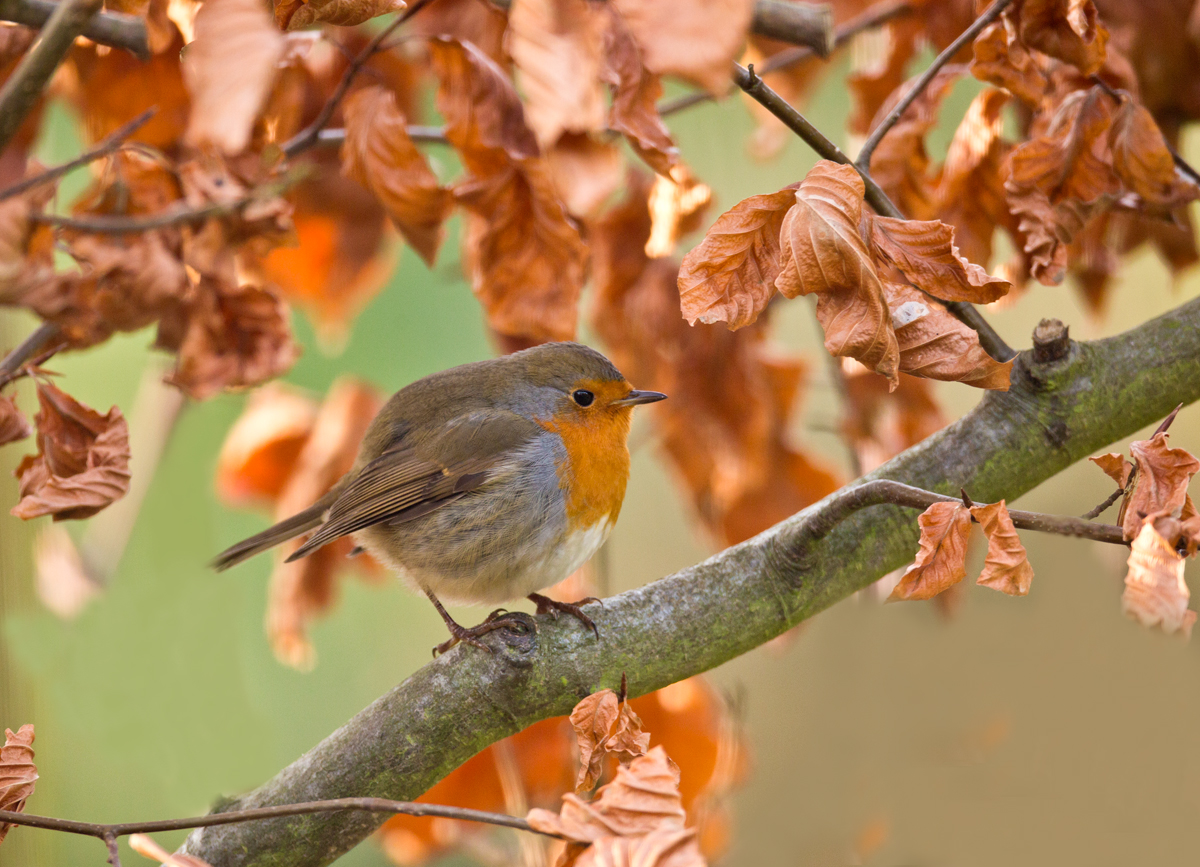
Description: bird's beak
xmin=614 ymin=389 xmax=667 ymax=407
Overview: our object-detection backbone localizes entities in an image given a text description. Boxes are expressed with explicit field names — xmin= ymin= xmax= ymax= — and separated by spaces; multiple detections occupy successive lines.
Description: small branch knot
xmin=1032 ymin=318 xmax=1070 ymax=363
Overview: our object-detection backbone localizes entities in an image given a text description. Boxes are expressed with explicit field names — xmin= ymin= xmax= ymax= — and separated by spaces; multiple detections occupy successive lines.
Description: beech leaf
xmin=274 ymin=0 xmax=403 ymax=30
xmin=1109 ymin=94 xmax=1200 ymax=207
xmin=0 ymin=393 xmax=31 ymax=446
xmin=601 ymin=8 xmax=678 ymax=176
xmin=12 ymin=382 xmax=130 ymax=522
xmin=970 ymin=17 xmax=1050 ymax=107
xmin=889 ymin=501 xmax=972 ymax=601
xmin=570 ymin=689 xmax=651 ymax=793
xmin=342 ymin=86 xmax=454 ymax=267
xmin=775 ymin=161 xmax=898 ymax=385
xmin=1120 ymin=431 xmax=1200 ymax=541
xmin=678 ymin=183 xmax=799 ymax=329
xmin=868 ymin=216 xmax=1011 ymax=304
xmin=969 ymin=500 xmax=1034 ymax=596
xmin=0 ymin=724 xmax=36 ymax=844
xmin=1123 ymin=521 xmax=1196 ymax=638
xmin=1089 ymin=452 xmax=1132 ymax=488
xmin=1018 ymin=0 xmax=1108 ymax=75
xmin=216 ymin=383 xmax=318 ymax=508
xmin=575 ymin=827 xmax=705 ymax=867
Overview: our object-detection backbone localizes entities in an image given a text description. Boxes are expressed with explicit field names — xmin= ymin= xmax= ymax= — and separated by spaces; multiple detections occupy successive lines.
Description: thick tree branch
xmin=0 ymin=0 xmax=103 ymax=154
xmin=0 ymin=0 xmax=149 ymax=59
xmin=183 ymin=297 xmax=1200 ymax=867
xmin=855 ymin=0 xmax=1014 ymax=171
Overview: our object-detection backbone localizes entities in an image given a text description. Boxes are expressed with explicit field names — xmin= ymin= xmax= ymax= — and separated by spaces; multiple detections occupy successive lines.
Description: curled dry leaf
xmin=0 ymin=724 xmax=36 ymax=844
xmin=342 ymin=86 xmax=454 ymax=267
xmin=275 ymin=0 xmax=403 ymax=30
xmin=0 ymin=168 xmax=55 ymax=298
xmin=12 ymin=382 xmax=131 ymax=522
xmin=1089 ymin=451 xmax=1132 ymax=488
xmin=969 ymin=500 xmax=1034 ymax=596
xmin=0 ymin=393 xmax=31 ymax=446
xmin=889 ymin=501 xmax=972 ymax=601
xmin=546 ymin=134 xmax=625 ymax=220
xmin=971 ymin=16 xmax=1050 ymax=108
xmin=527 ymin=745 xmax=687 ymax=841
xmin=867 ymin=216 xmax=1011 ymax=304
xmin=1017 ymin=0 xmax=1108 ymax=75
xmin=611 ymin=0 xmax=754 ymax=95
xmin=216 ymin=383 xmax=319 ymax=508
xmin=1122 ymin=520 xmax=1196 ymax=638
xmin=1109 ymin=94 xmax=1200 ymax=207
xmin=646 ymin=165 xmax=712 ymax=258
xmin=267 ymin=378 xmax=382 ymax=670
xmin=1119 ymin=431 xmax=1200 ymax=541
xmin=508 ymin=0 xmax=608 ymax=147
xmin=602 ymin=7 xmax=678 ymax=177
xmin=164 ymin=279 xmax=299 ymax=401
xmin=571 ymin=688 xmax=651 ymax=793
xmin=576 ymin=827 xmax=705 ymax=867
xmin=182 ymin=0 xmax=284 ymax=154
xmin=775 ymin=161 xmax=898 ymax=385
xmin=678 ymin=183 xmax=799 ymax=329
xmin=887 ymin=283 xmax=1012 ymax=390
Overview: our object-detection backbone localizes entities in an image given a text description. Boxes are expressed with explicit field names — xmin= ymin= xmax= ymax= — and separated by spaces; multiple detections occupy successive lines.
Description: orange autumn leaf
xmin=1017 ymin=0 xmax=1108 ymax=76
xmin=0 ymin=393 xmax=31 ymax=446
xmin=274 ymin=0 xmax=403 ymax=30
xmin=508 ymin=0 xmax=608 ymax=147
xmin=677 ymin=183 xmax=799 ymax=330
xmin=128 ymin=833 xmax=214 ymax=867
xmin=775 ymin=161 xmax=898 ymax=385
xmin=969 ymin=500 xmax=1034 ymax=596
xmin=342 ymin=86 xmax=453 ymax=267
xmin=602 ymin=7 xmax=678 ymax=177
xmin=571 ymin=689 xmax=651 ymax=793
xmin=1122 ymin=520 xmax=1196 ymax=638
xmin=1108 ymin=93 xmax=1200 ymax=207
xmin=576 ymin=827 xmax=705 ymax=867
xmin=216 ymin=383 xmax=319 ymax=508
xmin=546 ymin=133 xmax=625 ymax=220
xmin=1119 ymin=431 xmax=1200 ymax=541
xmin=12 ymin=382 xmax=130 ymax=522
xmin=970 ymin=16 xmax=1050 ymax=108
xmin=889 ymin=501 xmax=972 ymax=601
xmin=886 ymin=283 xmax=1012 ymax=390
xmin=0 ymin=724 xmax=36 ymax=844
xmin=646 ymin=164 xmax=712 ymax=258
xmin=1089 ymin=451 xmax=1132 ymax=488
xmin=867 ymin=216 xmax=1011 ymax=304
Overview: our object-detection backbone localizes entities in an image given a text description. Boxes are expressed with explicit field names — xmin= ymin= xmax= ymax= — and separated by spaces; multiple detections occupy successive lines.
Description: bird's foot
xmin=432 ymin=609 xmax=534 ymax=657
xmin=527 ymin=593 xmax=601 ymax=638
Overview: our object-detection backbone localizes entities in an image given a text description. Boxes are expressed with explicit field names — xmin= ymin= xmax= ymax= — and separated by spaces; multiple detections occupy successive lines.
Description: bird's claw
xmin=527 ymin=593 xmax=601 ymax=638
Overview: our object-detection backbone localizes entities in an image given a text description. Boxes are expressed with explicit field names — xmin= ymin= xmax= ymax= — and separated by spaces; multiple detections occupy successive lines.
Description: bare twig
xmin=104 ymin=831 xmax=121 ymax=867
xmin=315 ymin=124 xmax=449 ymax=148
xmin=282 ymin=0 xmax=436 ymax=158
xmin=855 ymin=0 xmax=1014 ymax=171
xmin=1082 ymin=486 xmax=1125 ymax=520
xmin=0 ymin=107 xmax=156 ymax=203
xmin=658 ymin=0 xmax=913 ymax=118
xmin=731 ymin=61 xmax=1017 ymax=362
xmin=750 ymin=0 xmax=832 ymax=56
xmin=1153 ymin=402 xmax=1183 ymax=436
xmin=0 ymin=0 xmax=148 ymax=59
xmin=0 ymin=321 xmax=63 ymax=386
xmin=0 ymin=0 xmax=104 ymax=154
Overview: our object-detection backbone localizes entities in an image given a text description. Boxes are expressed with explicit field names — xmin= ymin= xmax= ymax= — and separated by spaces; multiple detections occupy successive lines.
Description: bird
xmin=212 ymin=342 xmax=666 ymax=656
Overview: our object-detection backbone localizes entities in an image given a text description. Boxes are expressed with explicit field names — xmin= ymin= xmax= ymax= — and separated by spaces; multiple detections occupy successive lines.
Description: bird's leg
xmin=424 ymin=589 xmax=532 ymax=656
xmin=527 ymin=593 xmax=601 ymax=638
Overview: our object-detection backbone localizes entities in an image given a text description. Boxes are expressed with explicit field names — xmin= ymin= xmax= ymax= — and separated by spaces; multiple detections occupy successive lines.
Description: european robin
xmin=213 ymin=342 xmax=665 ymax=655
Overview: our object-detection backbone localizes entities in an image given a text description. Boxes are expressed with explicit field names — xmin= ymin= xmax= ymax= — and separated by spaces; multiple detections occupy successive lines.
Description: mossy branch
xmin=182 ymin=297 xmax=1200 ymax=867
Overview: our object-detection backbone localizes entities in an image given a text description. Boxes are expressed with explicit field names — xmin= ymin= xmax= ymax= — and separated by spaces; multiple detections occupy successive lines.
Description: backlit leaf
xmin=0 ymin=724 xmax=36 ymax=844
xmin=1123 ymin=520 xmax=1196 ymax=637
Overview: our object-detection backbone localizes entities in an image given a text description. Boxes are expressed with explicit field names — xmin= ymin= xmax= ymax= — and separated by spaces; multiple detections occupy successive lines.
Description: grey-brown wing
xmin=286 ymin=410 xmax=541 ymax=561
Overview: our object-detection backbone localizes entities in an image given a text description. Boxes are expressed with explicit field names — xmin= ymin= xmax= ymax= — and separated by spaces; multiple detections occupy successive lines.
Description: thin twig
xmin=731 ymin=61 xmax=1017 ymax=362
xmin=0 ymin=108 xmax=156 ymax=203
xmin=104 ymin=831 xmax=121 ymax=867
xmin=1082 ymin=486 xmax=1125 ymax=520
xmin=855 ymin=0 xmax=1014 ymax=171
xmin=0 ymin=799 xmax=552 ymax=840
xmin=315 ymin=124 xmax=449 ymax=148
xmin=282 ymin=0 xmax=436 ymax=158
xmin=0 ymin=321 xmax=62 ymax=386
xmin=0 ymin=0 xmax=104 ymax=154
xmin=0 ymin=0 xmax=148 ymax=59
xmin=658 ymin=0 xmax=913 ymax=118
xmin=798 ymin=479 xmax=1126 ymax=546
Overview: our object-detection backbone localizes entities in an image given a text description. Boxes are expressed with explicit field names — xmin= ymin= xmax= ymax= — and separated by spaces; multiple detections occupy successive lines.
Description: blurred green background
xmin=3 ymin=56 xmax=1200 ymax=867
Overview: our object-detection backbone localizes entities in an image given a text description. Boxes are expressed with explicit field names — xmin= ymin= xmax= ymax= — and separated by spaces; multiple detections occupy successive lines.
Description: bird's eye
xmin=572 ymin=389 xmax=595 ymax=407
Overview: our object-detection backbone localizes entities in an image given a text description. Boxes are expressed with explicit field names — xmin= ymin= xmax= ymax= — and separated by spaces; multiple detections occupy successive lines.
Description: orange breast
xmin=538 ymin=407 xmax=633 ymax=528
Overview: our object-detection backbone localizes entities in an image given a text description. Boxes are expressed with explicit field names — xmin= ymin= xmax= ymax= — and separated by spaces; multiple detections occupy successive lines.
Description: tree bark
xmin=182 ymin=296 xmax=1200 ymax=867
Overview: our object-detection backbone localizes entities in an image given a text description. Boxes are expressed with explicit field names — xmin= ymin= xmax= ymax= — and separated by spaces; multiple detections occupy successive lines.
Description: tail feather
xmin=211 ymin=500 xmax=329 ymax=571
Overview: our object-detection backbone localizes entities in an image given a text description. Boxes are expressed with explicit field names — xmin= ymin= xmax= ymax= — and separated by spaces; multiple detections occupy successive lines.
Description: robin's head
xmin=503 ymin=342 xmax=666 ymax=423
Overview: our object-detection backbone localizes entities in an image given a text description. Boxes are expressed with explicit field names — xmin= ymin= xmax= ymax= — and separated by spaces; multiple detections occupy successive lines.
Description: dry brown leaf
xmin=1122 ymin=520 xmax=1196 ymax=637
xmin=0 ymin=724 xmax=36 ymax=844
xmin=1018 ymin=0 xmax=1108 ymax=75
xmin=129 ymin=832 xmax=215 ymax=867
xmin=646 ymin=164 xmax=712 ymax=258
xmin=342 ymin=86 xmax=453 ymax=267
xmin=571 ymin=689 xmax=651 ymax=793
xmin=612 ymin=0 xmax=753 ymax=95
xmin=0 ymin=393 xmax=31 ymax=446
xmin=678 ymin=183 xmax=799 ymax=329
xmin=889 ymin=501 xmax=972 ymax=601
xmin=868 ymin=216 xmax=1011 ymax=304
xmin=0 ymin=169 xmax=55 ymax=298
xmin=576 ymin=827 xmax=705 ymax=867
xmin=846 ymin=16 xmax=923 ymax=137
xmin=267 ymin=378 xmax=382 ymax=670
xmin=969 ymin=500 xmax=1034 ymax=595
xmin=182 ymin=0 xmax=284 ymax=154
xmin=528 ymin=745 xmax=687 ymax=841
xmin=216 ymin=383 xmax=318 ymax=508
xmin=1089 ymin=451 xmax=1132 ymax=488
xmin=12 ymin=382 xmax=130 ymax=522
xmin=1119 ymin=431 xmax=1200 ymax=540
xmin=775 ymin=161 xmax=898 ymax=385
xmin=275 ymin=0 xmax=403 ymax=30
xmin=508 ymin=0 xmax=608 ymax=147
xmin=602 ymin=7 xmax=678 ymax=177
xmin=164 ymin=279 xmax=299 ymax=400
xmin=886 ymin=283 xmax=1012 ymax=389
xmin=971 ymin=17 xmax=1050 ymax=107
xmin=1109 ymin=93 xmax=1200 ymax=207
xmin=545 ymin=133 xmax=625 ymax=220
